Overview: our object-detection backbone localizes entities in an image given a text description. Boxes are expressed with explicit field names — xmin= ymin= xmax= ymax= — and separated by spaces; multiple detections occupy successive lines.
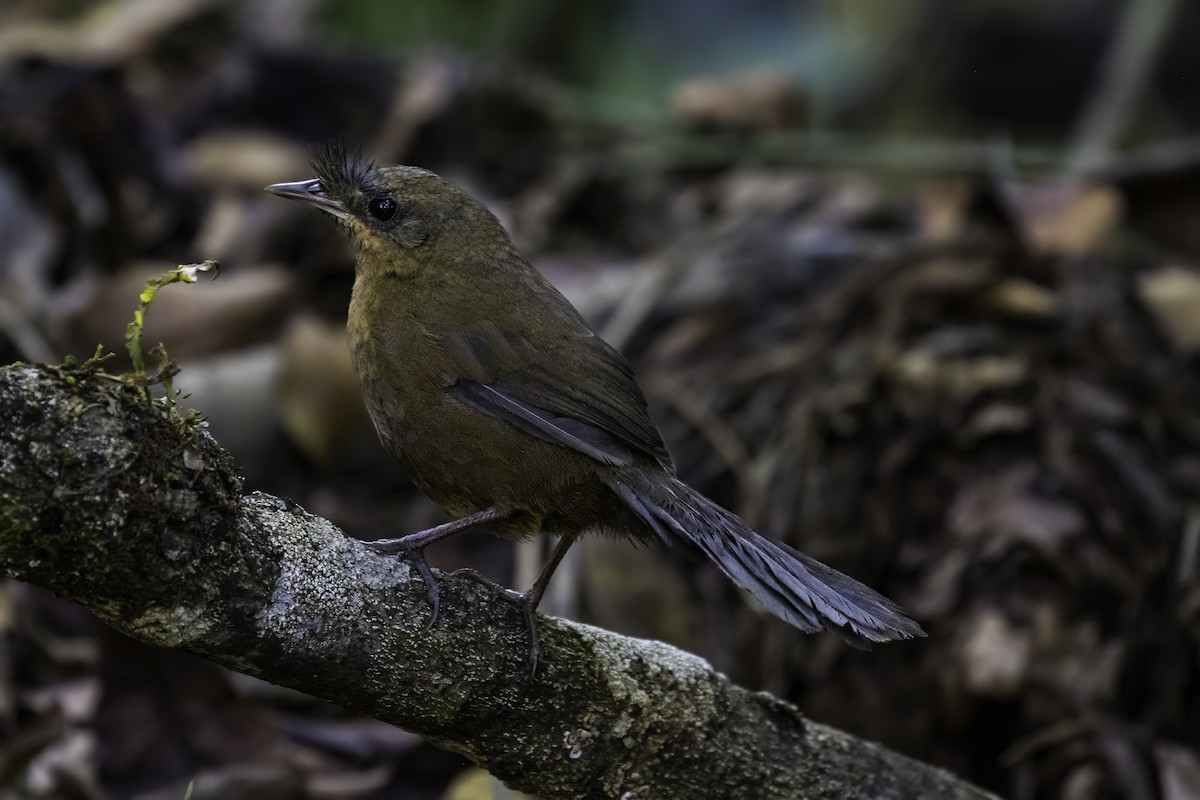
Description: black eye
xmin=368 ymin=197 xmax=397 ymax=221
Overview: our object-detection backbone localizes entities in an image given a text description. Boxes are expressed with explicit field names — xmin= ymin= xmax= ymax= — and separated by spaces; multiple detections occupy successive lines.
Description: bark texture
xmin=0 ymin=363 xmax=995 ymax=800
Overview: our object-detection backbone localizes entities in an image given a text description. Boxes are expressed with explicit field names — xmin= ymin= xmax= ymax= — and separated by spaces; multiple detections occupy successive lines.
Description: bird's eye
xmin=368 ymin=197 xmax=397 ymax=221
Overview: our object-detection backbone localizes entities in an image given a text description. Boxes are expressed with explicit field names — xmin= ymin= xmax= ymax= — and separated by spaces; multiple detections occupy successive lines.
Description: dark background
xmin=3 ymin=0 xmax=1200 ymax=798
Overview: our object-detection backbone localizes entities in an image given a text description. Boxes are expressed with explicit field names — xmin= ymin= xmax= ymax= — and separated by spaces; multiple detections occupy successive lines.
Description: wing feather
xmin=442 ymin=323 xmax=671 ymax=468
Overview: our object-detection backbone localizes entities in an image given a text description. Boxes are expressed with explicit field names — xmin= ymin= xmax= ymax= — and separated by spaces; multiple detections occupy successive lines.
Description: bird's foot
xmin=365 ymin=536 xmax=441 ymax=629
xmin=361 ymin=509 xmax=507 ymax=630
xmin=450 ymin=568 xmax=540 ymax=676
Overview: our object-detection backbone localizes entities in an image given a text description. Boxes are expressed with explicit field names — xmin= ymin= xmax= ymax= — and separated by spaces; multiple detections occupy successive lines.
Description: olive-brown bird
xmin=267 ymin=145 xmax=924 ymax=661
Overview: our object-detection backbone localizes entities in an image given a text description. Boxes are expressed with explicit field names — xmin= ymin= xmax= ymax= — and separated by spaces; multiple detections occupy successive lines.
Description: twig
xmin=1067 ymin=0 xmax=1181 ymax=174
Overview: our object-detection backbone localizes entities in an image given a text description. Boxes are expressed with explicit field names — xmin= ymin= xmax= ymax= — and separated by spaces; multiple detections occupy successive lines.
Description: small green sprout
xmin=122 ymin=260 xmax=219 ymax=415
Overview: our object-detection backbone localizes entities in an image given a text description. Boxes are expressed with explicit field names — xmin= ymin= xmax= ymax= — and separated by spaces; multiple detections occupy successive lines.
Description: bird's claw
xmin=448 ymin=567 xmax=538 ymax=674
xmin=518 ymin=592 xmax=541 ymax=678
xmin=449 ymin=568 xmax=522 ymax=601
xmin=367 ymin=542 xmax=539 ymax=673
xmin=448 ymin=567 xmax=500 ymax=590
xmin=366 ymin=538 xmax=441 ymax=629
xmin=449 ymin=568 xmax=539 ymax=674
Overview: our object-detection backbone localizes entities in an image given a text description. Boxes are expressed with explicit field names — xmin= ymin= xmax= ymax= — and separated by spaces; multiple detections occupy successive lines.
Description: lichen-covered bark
xmin=0 ymin=363 xmax=995 ymax=799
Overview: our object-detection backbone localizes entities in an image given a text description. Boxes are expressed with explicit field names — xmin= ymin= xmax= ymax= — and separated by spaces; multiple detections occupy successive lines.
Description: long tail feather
xmin=607 ymin=472 xmax=924 ymax=644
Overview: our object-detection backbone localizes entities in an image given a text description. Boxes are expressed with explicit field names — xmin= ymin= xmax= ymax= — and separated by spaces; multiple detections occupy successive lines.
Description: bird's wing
xmin=442 ymin=320 xmax=672 ymax=469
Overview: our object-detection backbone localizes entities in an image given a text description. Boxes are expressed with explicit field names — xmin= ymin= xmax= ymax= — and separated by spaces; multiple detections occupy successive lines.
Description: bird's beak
xmin=264 ymin=178 xmax=351 ymax=221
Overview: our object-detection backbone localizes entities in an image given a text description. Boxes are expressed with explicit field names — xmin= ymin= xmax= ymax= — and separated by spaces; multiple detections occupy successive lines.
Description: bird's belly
xmin=363 ymin=381 xmax=598 ymax=527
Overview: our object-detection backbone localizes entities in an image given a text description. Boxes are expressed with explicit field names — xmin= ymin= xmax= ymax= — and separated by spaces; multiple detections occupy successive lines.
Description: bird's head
xmin=266 ymin=143 xmax=510 ymax=278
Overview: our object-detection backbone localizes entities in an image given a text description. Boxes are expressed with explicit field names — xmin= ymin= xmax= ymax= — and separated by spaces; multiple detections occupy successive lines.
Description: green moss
xmin=0 ymin=362 xmax=257 ymax=649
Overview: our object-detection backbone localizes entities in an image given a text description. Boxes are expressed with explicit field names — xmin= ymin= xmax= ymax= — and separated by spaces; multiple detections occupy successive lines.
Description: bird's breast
xmin=346 ymin=277 xmax=599 ymax=524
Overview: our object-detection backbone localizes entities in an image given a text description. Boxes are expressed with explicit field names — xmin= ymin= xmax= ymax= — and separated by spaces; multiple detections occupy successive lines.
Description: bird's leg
xmin=364 ymin=507 xmax=505 ymax=627
xmin=520 ymin=535 xmax=576 ymax=676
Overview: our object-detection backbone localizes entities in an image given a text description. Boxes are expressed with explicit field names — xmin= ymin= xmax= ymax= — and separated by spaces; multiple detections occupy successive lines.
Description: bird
xmin=266 ymin=143 xmax=924 ymax=666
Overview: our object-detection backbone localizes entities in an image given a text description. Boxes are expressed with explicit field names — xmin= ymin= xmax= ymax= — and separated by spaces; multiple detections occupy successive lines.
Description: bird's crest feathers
xmin=312 ymin=140 xmax=376 ymax=197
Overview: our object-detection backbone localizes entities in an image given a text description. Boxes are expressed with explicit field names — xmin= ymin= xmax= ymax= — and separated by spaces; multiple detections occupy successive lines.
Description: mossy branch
xmin=0 ymin=363 xmax=994 ymax=800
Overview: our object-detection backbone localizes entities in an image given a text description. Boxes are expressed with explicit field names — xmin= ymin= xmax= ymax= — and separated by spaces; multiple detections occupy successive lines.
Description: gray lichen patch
xmin=249 ymin=494 xmax=416 ymax=651
xmin=574 ymin=621 xmax=723 ymax=740
xmin=581 ymin=621 xmax=715 ymax=679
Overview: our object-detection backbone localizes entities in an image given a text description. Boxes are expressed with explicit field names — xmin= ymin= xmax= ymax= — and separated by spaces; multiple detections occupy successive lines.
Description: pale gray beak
xmin=265 ymin=178 xmax=350 ymax=220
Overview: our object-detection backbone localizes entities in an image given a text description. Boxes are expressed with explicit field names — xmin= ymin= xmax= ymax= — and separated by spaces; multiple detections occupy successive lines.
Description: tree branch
xmin=0 ymin=363 xmax=994 ymax=799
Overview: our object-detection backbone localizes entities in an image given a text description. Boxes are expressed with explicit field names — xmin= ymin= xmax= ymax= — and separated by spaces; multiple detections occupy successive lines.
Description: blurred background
xmin=4 ymin=0 xmax=1200 ymax=797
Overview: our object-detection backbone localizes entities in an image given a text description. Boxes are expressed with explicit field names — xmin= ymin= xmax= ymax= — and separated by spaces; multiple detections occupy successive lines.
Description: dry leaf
xmin=1137 ymin=265 xmax=1200 ymax=353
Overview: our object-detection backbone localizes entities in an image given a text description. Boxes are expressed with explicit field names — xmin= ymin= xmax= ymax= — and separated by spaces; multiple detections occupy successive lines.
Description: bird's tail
xmin=606 ymin=471 xmax=924 ymax=644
